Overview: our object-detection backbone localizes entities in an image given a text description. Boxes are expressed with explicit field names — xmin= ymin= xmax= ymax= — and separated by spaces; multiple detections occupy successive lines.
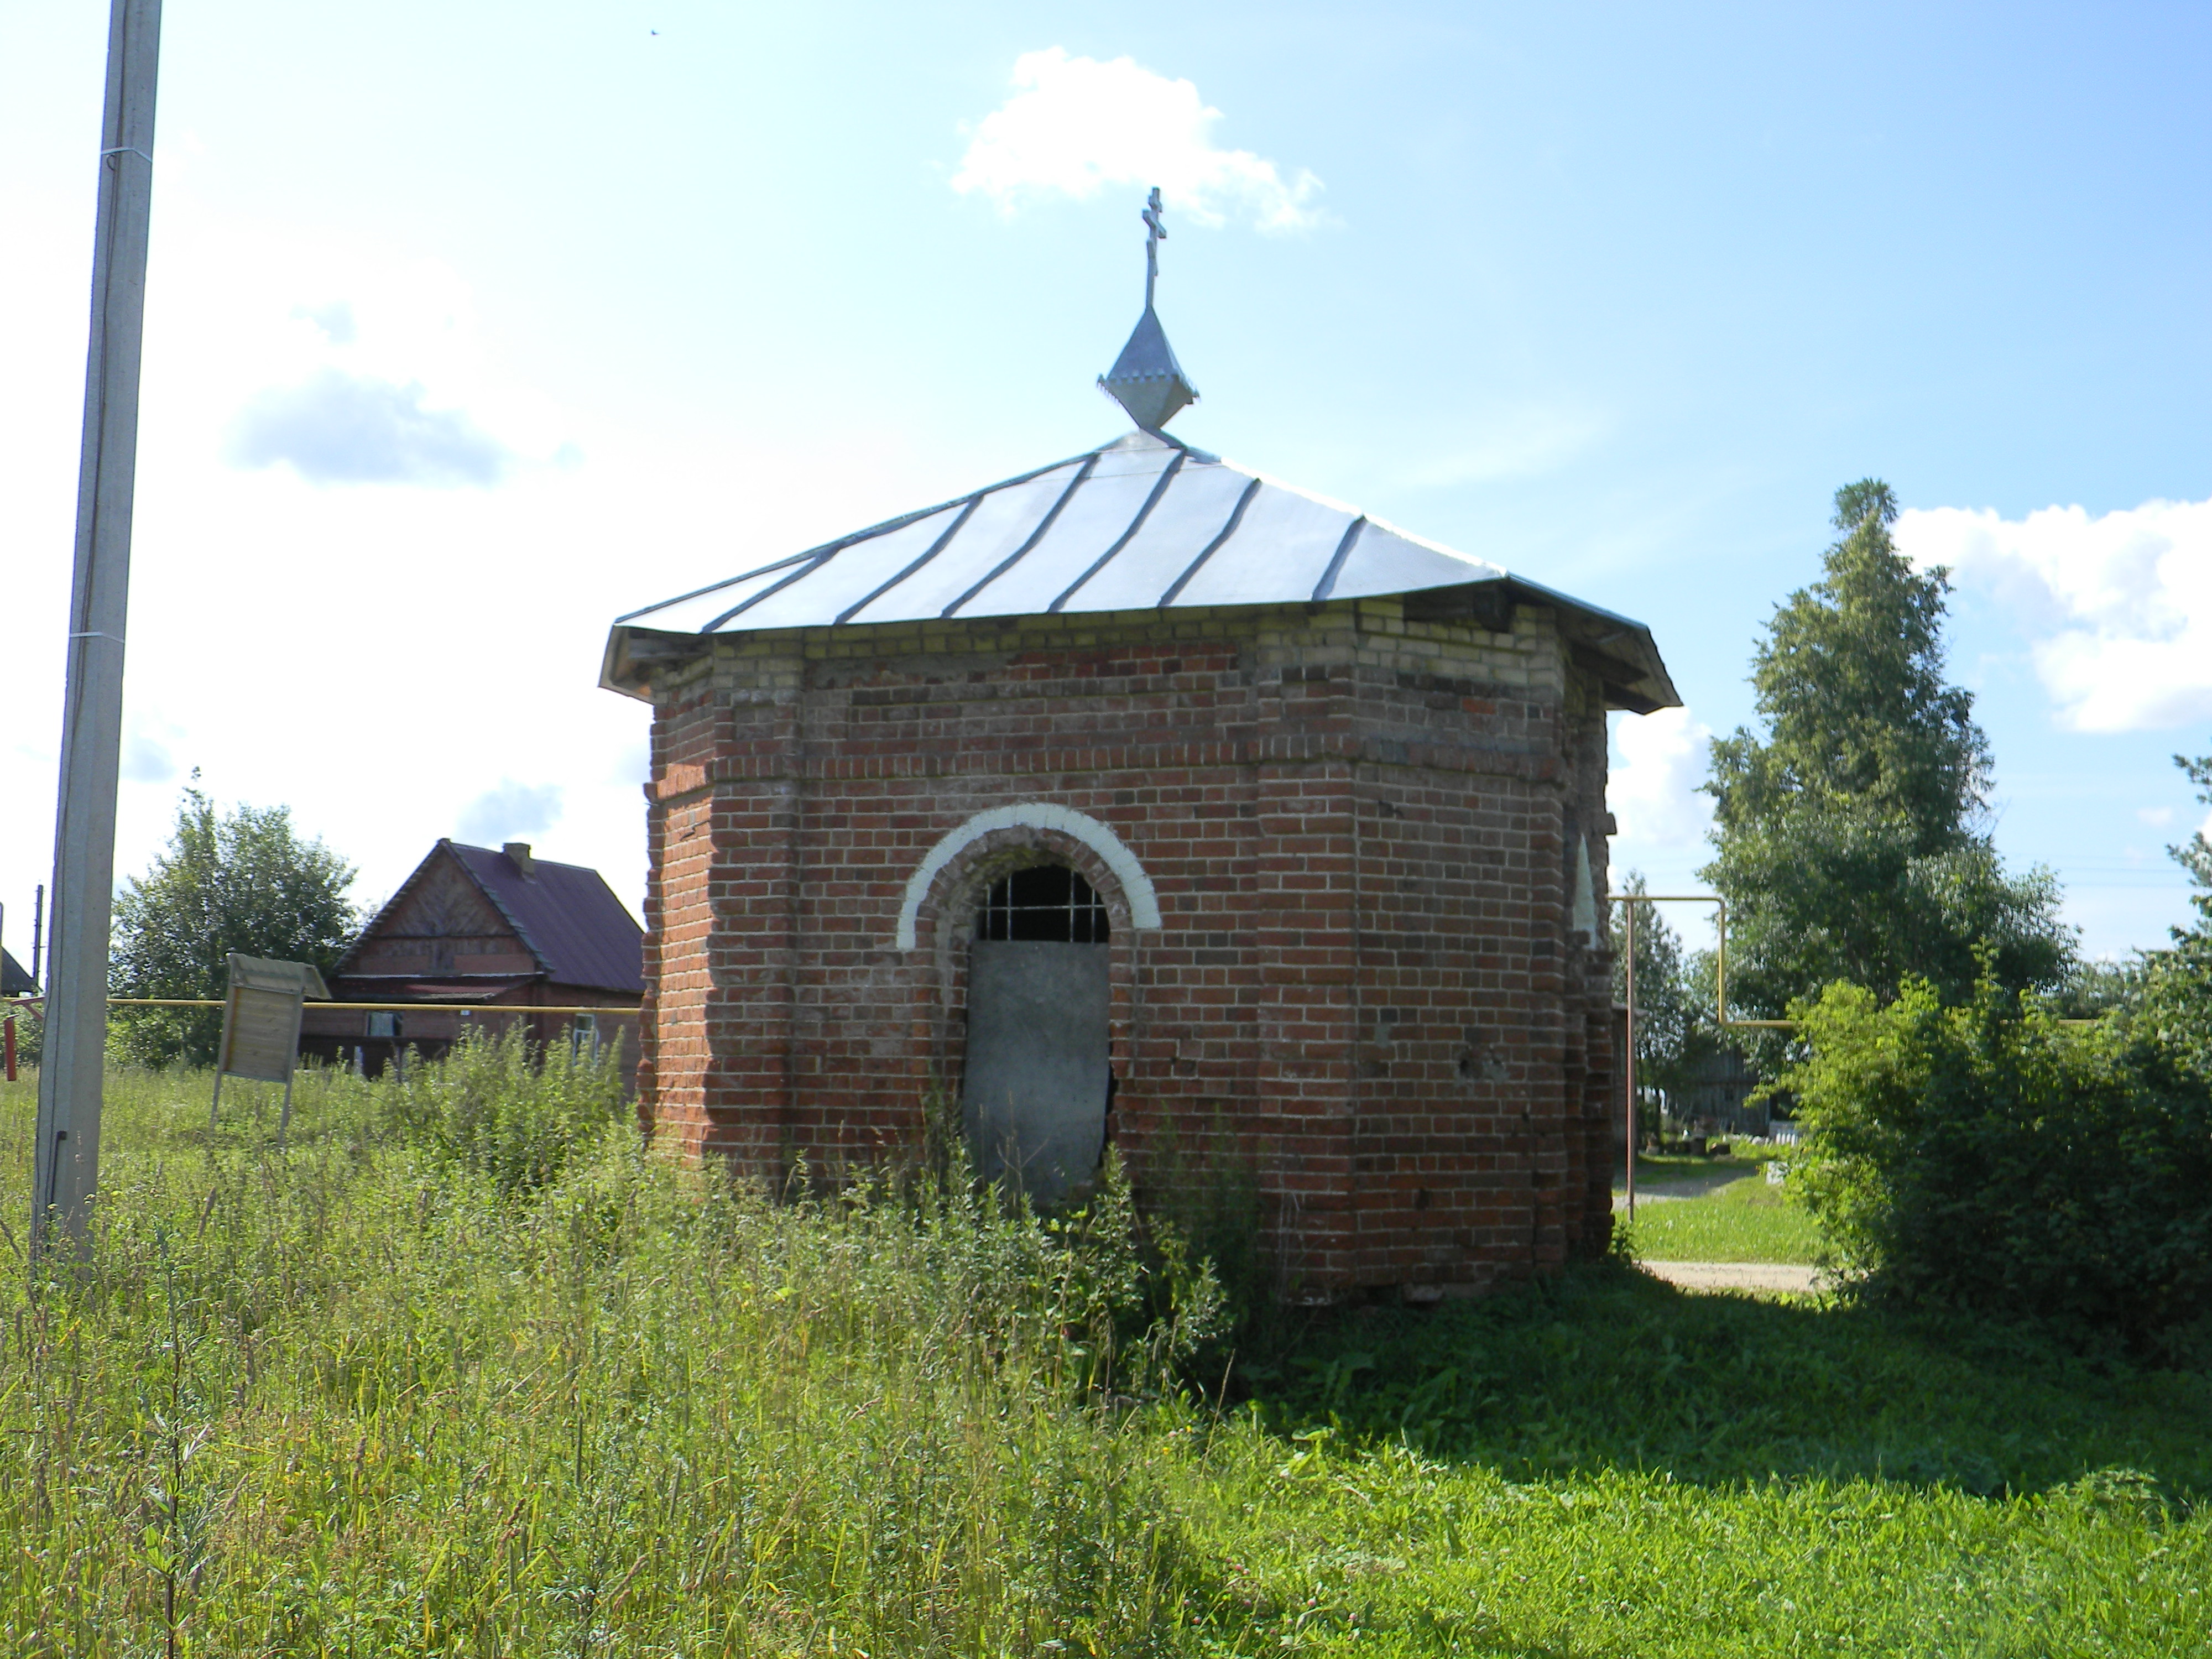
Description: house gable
xmin=342 ymin=845 xmax=542 ymax=982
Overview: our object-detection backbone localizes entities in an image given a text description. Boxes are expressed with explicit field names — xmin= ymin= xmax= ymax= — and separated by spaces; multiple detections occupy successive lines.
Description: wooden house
xmin=301 ymin=839 xmax=644 ymax=1076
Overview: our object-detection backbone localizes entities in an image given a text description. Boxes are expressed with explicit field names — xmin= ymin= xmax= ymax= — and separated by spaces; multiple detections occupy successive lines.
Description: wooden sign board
xmin=210 ymin=953 xmax=331 ymax=1143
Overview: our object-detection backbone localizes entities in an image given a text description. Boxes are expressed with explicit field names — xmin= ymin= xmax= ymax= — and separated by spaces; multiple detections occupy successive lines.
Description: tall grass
xmin=4 ymin=1040 xmax=2208 ymax=1656
xmin=1 ymin=1036 xmax=1217 ymax=1656
xmin=1622 ymin=1172 xmax=1825 ymax=1264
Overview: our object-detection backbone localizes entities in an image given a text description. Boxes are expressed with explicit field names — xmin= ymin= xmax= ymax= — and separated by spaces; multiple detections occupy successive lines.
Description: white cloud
xmin=457 ymin=781 xmax=564 ymax=847
xmin=1897 ymin=497 xmax=2212 ymax=732
xmin=1608 ymin=706 xmax=1715 ymax=851
xmin=953 ymin=48 xmax=1327 ymax=233
xmin=2138 ymin=805 xmax=2176 ymax=828
xmin=291 ymin=299 xmax=357 ymax=345
xmin=229 ymin=368 xmax=510 ymax=486
xmin=119 ymin=727 xmax=178 ymax=785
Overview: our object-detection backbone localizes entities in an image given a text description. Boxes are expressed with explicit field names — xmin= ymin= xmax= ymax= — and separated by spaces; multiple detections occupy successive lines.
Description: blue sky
xmin=4 ymin=1 xmax=2209 ymax=965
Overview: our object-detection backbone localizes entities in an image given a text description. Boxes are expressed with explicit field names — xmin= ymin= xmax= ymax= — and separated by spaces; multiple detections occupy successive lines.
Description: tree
xmin=110 ymin=781 xmax=359 ymax=1066
xmin=2170 ymin=746 xmax=2212 ymax=948
xmin=1701 ymin=479 xmax=2071 ymax=1024
xmin=1608 ymin=871 xmax=1718 ymax=1110
xmin=2133 ymin=745 xmax=2212 ymax=1073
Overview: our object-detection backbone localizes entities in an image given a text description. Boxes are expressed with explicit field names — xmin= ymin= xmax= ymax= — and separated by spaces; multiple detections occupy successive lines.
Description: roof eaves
xmin=1503 ymin=580 xmax=1681 ymax=712
xmin=598 ymin=624 xmax=704 ymax=703
xmin=1397 ymin=576 xmax=1679 ymax=712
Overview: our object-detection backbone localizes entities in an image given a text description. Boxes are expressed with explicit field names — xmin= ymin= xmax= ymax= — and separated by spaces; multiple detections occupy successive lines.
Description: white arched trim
xmin=896 ymin=802 xmax=1162 ymax=951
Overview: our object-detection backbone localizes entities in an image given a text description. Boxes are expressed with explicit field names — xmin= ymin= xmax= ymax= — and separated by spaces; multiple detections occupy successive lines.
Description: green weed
xmin=2 ymin=1042 xmax=1212 ymax=1655
xmin=4 ymin=1051 xmax=2207 ymax=1656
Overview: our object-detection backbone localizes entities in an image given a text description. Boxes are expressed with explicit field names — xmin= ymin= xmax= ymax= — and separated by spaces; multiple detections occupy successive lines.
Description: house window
xmin=975 ymin=865 xmax=1110 ymax=943
xmin=570 ymin=1013 xmax=600 ymax=1062
xmin=366 ymin=1012 xmax=402 ymax=1040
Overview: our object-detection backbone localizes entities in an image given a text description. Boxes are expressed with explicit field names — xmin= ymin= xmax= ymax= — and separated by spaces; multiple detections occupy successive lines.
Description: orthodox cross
xmin=1142 ymin=186 xmax=1166 ymax=310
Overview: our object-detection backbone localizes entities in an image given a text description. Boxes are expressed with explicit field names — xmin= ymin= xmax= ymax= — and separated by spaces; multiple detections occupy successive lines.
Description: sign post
xmin=210 ymin=954 xmax=328 ymax=1149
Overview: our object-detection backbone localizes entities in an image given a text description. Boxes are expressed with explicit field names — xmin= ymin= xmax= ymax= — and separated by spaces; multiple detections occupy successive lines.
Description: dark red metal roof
xmin=444 ymin=843 xmax=645 ymax=994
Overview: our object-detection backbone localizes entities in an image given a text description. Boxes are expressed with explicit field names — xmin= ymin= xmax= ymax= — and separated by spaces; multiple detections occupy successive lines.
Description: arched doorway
xmin=961 ymin=863 xmax=1112 ymax=1203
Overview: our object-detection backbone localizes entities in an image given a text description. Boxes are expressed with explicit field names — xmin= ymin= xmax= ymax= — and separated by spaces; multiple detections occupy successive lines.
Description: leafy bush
xmin=1779 ymin=971 xmax=2212 ymax=1360
xmin=380 ymin=1026 xmax=629 ymax=1194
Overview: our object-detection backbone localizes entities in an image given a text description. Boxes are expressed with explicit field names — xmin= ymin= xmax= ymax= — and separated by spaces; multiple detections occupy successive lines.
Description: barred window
xmin=975 ymin=865 xmax=1110 ymax=943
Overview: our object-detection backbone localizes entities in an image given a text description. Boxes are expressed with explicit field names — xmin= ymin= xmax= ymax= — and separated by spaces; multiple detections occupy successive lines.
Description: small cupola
xmin=1098 ymin=187 xmax=1199 ymax=432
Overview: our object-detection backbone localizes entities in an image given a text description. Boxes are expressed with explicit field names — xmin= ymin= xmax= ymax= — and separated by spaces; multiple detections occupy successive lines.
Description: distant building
xmin=300 ymin=839 xmax=644 ymax=1076
xmin=2 ymin=947 xmax=34 ymax=999
xmin=1673 ymin=1046 xmax=1770 ymax=1139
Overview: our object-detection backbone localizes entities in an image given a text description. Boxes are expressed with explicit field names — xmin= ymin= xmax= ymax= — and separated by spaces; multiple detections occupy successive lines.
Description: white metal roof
xmin=602 ymin=429 xmax=1678 ymax=711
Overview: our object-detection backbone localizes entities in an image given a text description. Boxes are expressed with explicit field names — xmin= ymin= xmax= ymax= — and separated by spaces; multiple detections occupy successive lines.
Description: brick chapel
xmin=600 ymin=207 xmax=1679 ymax=1300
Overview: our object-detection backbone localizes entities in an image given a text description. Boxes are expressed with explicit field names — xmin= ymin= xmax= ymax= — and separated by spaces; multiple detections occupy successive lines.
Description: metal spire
xmin=1100 ymin=186 xmax=1198 ymax=432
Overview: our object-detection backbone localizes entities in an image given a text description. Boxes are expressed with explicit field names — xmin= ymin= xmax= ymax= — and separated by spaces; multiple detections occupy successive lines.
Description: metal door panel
xmin=962 ymin=941 xmax=1110 ymax=1203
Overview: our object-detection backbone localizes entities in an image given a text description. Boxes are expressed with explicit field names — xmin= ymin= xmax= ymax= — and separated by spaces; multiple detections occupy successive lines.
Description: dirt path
xmin=1641 ymin=1261 xmax=1822 ymax=1295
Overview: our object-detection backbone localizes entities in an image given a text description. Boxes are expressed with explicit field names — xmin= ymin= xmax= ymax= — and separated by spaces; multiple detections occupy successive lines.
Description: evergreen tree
xmin=110 ymin=780 xmax=358 ymax=1066
xmin=1702 ymin=480 xmax=2070 ymax=1022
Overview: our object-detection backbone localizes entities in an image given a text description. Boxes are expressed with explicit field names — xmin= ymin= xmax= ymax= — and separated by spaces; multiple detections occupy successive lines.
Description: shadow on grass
xmin=1242 ymin=1261 xmax=2212 ymax=1503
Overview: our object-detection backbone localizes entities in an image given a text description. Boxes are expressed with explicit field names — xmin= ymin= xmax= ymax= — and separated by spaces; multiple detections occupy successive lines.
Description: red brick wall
xmin=638 ymin=595 xmax=1618 ymax=1295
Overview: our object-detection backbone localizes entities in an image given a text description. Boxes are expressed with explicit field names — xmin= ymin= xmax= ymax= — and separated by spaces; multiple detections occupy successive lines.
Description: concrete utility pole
xmin=32 ymin=0 xmax=163 ymax=1261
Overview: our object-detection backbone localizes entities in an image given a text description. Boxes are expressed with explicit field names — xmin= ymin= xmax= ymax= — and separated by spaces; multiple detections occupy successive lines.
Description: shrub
xmin=1779 ymin=969 xmax=2212 ymax=1360
xmin=382 ymin=1026 xmax=629 ymax=1194
xmin=1131 ymin=1117 xmax=1275 ymax=1369
xmin=2135 ymin=951 xmax=2212 ymax=1082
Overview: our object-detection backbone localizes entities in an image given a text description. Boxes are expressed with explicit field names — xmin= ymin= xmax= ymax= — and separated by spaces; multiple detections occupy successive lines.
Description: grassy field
xmin=4 ymin=1052 xmax=2208 ymax=1655
xmin=1619 ymin=1159 xmax=1824 ymax=1264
